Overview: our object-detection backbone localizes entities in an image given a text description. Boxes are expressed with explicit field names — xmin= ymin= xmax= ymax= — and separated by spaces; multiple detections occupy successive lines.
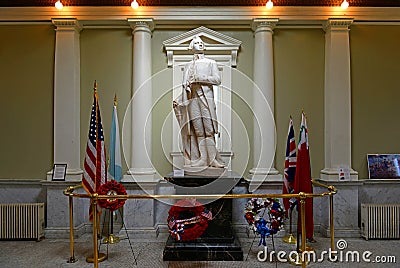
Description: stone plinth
xmin=163 ymin=171 xmax=243 ymax=261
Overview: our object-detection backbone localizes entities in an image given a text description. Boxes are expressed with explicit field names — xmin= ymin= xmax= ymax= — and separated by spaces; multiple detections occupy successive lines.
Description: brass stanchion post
xmin=300 ymin=192 xmax=307 ymax=268
xmin=92 ymin=194 xmax=99 ymax=268
xmin=86 ymin=195 xmax=107 ymax=265
xmin=67 ymin=193 xmax=76 ymax=263
xmin=329 ymin=192 xmax=335 ymax=251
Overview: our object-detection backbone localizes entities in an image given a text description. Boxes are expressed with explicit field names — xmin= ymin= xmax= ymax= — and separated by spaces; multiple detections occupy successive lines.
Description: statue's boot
xmin=205 ymin=138 xmax=225 ymax=168
xmin=214 ymin=150 xmax=225 ymax=167
xmin=191 ymin=137 xmax=208 ymax=167
xmin=211 ymin=158 xmax=225 ymax=168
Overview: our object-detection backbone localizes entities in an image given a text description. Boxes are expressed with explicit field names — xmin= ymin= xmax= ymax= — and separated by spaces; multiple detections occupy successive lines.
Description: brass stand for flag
xmin=283 ymin=205 xmax=297 ymax=244
xmin=103 ymin=210 xmax=120 ymax=244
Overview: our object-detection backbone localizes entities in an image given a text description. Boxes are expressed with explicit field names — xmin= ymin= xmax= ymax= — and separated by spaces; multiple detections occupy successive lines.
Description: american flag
xmin=82 ymin=83 xmax=107 ymax=220
xmin=282 ymin=117 xmax=297 ymax=216
xmin=168 ymin=217 xmax=176 ymax=230
xmin=201 ymin=209 xmax=213 ymax=221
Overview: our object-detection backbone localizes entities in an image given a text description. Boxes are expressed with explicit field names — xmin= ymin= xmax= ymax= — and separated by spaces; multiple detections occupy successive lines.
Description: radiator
xmin=0 ymin=203 xmax=45 ymax=241
xmin=361 ymin=203 xmax=400 ymax=240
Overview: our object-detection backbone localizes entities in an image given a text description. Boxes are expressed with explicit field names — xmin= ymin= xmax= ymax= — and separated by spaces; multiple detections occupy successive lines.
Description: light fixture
xmin=131 ymin=0 xmax=139 ymax=9
xmin=341 ymin=0 xmax=349 ymax=9
xmin=265 ymin=0 xmax=273 ymax=9
xmin=55 ymin=0 xmax=63 ymax=10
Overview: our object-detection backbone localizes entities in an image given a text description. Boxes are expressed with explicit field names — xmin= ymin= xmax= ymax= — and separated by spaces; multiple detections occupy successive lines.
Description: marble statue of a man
xmin=173 ymin=36 xmax=225 ymax=168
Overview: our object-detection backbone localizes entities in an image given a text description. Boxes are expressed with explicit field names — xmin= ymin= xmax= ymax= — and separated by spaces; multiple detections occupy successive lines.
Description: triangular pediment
xmin=163 ymin=26 xmax=241 ymax=48
xmin=163 ymin=26 xmax=241 ymax=67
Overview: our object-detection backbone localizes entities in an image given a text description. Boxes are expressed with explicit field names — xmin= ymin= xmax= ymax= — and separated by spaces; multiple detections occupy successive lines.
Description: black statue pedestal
xmin=163 ymin=170 xmax=244 ymax=261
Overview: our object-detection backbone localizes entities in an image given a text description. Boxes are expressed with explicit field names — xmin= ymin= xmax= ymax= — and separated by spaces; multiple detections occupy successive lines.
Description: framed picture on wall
xmin=52 ymin=164 xmax=67 ymax=181
xmin=367 ymin=154 xmax=400 ymax=179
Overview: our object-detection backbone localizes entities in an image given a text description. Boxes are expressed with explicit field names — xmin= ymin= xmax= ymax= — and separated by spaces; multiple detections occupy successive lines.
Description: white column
xmin=321 ymin=18 xmax=358 ymax=181
xmin=249 ymin=18 xmax=281 ymax=187
xmin=125 ymin=19 xmax=156 ymax=182
xmin=47 ymin=19 xmax=82 ymax=181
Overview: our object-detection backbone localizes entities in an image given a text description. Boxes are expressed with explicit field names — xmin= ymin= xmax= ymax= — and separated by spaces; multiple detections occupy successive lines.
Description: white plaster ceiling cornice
xmin=0 ymin=6 xmax=399 ymax=27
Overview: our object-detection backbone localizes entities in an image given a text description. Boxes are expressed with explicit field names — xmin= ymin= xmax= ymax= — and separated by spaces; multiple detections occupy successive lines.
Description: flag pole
xmin=86 ymin=81 xmax=107 ymax=263
xmin=94 ymin=81 xmax=102 ymax=238
xmin=103 ymin=210 xmax=120 ymax=244
xmin=283 ymin=116 xmax=297 ymax=244
xmin=103 ymin=94 xmax=121 ymax=245
xmin=282 ymin=205 xmax=297 ymax=244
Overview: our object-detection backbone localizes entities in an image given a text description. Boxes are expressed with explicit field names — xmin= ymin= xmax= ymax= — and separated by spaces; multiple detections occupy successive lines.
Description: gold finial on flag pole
xmin=94 ymin=80 xmax=98 ymax=91
xmin=114 ymin=94 xmax=118 ymax=107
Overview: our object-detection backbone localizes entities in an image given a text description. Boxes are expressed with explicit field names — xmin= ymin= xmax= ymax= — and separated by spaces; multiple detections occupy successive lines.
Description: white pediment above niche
xmin=163 ymin=26 xmax=242 ymax=67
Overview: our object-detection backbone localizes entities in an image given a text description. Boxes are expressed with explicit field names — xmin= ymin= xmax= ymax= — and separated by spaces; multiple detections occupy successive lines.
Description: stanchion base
xmin=103 ymin=234 xmax=120 ymax=244
xmin=282 ymin=234 xmax=297 ymax=244
xmin=298 ymin=245 xmax=315 ymax=252
xmin=86 ymin=253 xmax=107 ymax=263
xmin=67 ymin=257 xmax=77 ymax=263
xmin=288 ymin=256 xmax=310 ymax=266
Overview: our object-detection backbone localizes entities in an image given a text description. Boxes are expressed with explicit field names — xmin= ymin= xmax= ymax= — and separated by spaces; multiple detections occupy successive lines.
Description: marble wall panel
xmin=0 ymin=181 xmax=45 ymax=203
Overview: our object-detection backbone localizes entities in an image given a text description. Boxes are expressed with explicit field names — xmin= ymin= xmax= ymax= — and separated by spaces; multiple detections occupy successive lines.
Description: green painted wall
xmin=274 ymin=28 xmax=325 ymax=178
xmin=80 ymin=28 xmax=132 ymax=174
xmin=1 ymin=24 xmax=399 ymax=181
xmin=0 ymin=25 xmax=54 ymax=180
xmin=351 ymin=25 xmax=400 ymax=178
xmin=151 ymin=30 xmax=180 ymax=177
xmin=228 ymin=30 xmax=255 ymax=176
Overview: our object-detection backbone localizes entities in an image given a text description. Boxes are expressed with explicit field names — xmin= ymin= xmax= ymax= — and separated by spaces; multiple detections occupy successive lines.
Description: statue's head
xmin=188 ymin=36 xmax=205 ymax=53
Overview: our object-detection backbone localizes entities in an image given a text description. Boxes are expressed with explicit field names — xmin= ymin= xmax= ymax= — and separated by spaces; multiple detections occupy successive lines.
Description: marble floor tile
xmin=0 ymin=234 xmax=398 ymax=268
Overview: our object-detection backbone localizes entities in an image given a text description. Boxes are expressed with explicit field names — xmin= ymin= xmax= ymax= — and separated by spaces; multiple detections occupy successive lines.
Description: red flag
xmin=82 ymin=83 xmax=107 ymax=221
xmin=283 ymin=117 xmax=297 ymax=216
xmin=294 ymin=112 xmax=313 ymax=240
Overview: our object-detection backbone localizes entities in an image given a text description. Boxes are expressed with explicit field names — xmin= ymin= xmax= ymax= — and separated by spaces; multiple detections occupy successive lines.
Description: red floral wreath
xmin=98 ymin=180 xmax=127 ymax=211
xmin=167 ymin=199 xmax=212 ymax=241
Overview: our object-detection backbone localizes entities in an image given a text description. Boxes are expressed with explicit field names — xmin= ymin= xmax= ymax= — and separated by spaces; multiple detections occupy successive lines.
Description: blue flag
xmin=108 ymin=100 xmax=122 ymax=182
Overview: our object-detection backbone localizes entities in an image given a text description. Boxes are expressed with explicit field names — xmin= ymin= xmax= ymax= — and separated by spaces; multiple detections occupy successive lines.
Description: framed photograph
xmin=367 ymin=154 xmax=400 ymax=179
xmin=52 ymin=164 xmax=67 ymax=181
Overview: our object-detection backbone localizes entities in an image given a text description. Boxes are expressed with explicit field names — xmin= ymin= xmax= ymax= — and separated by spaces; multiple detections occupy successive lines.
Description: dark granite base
xmin=163 ymin=171 xmax=244 ymax=261
xmin=163 ymin=225 xmax=243 ymax=261
xmin=165 ymin=170 xmax=242 ymax=187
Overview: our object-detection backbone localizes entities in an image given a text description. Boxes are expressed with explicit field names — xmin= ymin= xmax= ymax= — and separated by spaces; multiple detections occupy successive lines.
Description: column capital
xmin=52 ymin=18 xmax=82 ymax=32
xmin=128 ymin=18 xmax=154 ymax=34
xmin=251 ymin=18 xmax=279 ymax=32
xmin=323 ymin=18 xmax=354 ymax=32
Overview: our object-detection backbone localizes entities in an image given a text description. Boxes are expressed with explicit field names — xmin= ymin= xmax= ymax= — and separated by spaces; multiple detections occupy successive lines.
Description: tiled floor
xmin=0 ymin=233 xmax=399 ymax=268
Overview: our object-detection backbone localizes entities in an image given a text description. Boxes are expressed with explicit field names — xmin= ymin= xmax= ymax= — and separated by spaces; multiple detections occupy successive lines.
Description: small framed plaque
xmin=52 ymin=164 xmax=67 ymax=181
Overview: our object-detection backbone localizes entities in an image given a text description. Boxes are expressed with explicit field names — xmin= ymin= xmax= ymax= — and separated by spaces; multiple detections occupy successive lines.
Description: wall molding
xmin=0 ymin=6 xmax=399 ymax=27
